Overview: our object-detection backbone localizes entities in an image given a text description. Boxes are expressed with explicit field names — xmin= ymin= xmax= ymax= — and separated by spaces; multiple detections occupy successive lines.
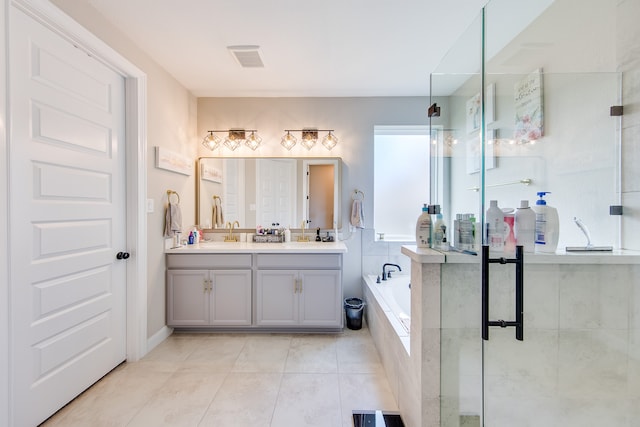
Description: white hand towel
xmin=164 ymin=203 xmax=179 ymax=237
xmin=170 ymin=203 xmax=182 ymax=232
xmin=214 ymin=197 xmax=224 ymax=227
xmin=164 ymin=204 xmax=172 ymax=237
xmin=350 ymin=199 xmax=364 ymax=229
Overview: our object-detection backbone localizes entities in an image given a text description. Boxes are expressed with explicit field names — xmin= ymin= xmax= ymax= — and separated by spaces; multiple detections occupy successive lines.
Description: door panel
xmin=10 ymin=7 xmax=126 ymax=426
xmin=256 ymin=270 xmax=298 ymax=326
xmin=256 ymin=159 xmax=296 ymax=227
xmin=299 ymin=270 xmax=342 ymax=326
xmin=211 ymin=270 xmax=252 ymax=325
xmin=167 ymin=270 xmax=210 ymax=326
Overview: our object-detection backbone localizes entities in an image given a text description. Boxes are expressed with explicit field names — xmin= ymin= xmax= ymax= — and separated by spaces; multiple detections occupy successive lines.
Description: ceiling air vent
xmin=227 ymin=45 xmax=264 ymax=68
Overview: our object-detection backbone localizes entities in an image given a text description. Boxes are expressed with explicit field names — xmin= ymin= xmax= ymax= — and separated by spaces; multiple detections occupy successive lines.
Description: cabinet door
xmin=256 ymin=270 xmax=299 ymax=326
xmin=167 ymin=269 xmax=210 ymax=326
xmin=211 ymin=270 xmax=252 ymax=326
xmin=298 ymin=270 xmax=343 ymax=327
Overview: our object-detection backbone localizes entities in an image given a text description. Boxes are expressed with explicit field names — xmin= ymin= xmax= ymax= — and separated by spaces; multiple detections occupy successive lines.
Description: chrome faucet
xmin=382 ymin=263 xmax=401 ymax=281
xmin=225 ymin=220 xmax=240 ymax=242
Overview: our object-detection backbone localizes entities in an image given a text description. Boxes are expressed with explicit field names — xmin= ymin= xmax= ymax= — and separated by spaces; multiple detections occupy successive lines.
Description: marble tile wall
xmin=440 ymin=262 xmax=640 ymax=427
xmin=361 ymin=228 xmax=412 ymax=281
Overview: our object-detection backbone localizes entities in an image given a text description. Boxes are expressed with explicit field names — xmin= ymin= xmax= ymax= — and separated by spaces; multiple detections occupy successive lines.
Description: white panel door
xmin=9 ymin=7 xmax=127 ymax=426
xmin=256 ymin=159 xmax=296 ymax=227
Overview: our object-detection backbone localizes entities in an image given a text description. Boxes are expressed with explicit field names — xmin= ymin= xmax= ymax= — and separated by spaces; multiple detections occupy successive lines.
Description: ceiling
xmin=82 ymin=0 xmax=488 ymax=97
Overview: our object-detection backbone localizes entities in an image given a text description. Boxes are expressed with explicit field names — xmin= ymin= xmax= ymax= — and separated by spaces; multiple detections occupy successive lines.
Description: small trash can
xmin=344 ymin=298 xmax=364 ymax=330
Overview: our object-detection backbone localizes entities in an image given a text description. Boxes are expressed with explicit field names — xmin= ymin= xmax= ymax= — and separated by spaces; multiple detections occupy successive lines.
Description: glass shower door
xmin=481 ymin=0 xmax=627 ymax=424
xmin=433 ymin=0 xmax=633 ymax=426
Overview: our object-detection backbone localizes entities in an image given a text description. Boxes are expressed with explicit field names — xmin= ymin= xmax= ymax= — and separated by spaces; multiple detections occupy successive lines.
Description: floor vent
xmin=352 ymin=410 xmax=405 ymax=426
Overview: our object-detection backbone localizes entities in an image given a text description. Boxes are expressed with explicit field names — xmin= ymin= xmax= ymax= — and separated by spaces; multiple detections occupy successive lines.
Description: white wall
xmin=197 ymin=97 xmax=430 ymax=298
xmin=1 ymin=0 xmax=9 ymax=423
xmin=51 ymin=0 xmax=198 ymax=338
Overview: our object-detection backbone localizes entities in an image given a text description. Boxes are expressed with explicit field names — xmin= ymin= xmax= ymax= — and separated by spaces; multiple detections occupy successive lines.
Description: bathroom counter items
xmin=166 ymin=241 xmax=348 ymax=254
xmin=401 ymin=245 xmax=640 ymax=265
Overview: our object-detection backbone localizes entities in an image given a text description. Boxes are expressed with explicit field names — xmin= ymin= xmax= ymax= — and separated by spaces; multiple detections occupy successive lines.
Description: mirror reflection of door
xmin=307 ymin=164 xmax=335 ymax=229
xmin=256 ymin=159 xmax=296 ymax=227
xmin=223 ymin=158 xmax=245 ymax=227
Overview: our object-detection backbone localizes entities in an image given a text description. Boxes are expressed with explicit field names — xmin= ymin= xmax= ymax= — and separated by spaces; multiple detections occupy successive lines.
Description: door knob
xmin=116 ymin=252 xmax=130 ymax=260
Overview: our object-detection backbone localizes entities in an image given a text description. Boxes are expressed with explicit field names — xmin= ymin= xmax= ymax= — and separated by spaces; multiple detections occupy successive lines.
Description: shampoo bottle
xmin=534 ymin=192 xmax=559 ymax=253
xmin=515 ymin=200 xmax=536 ymax=252
xmin=485 ymin=200 xmax=505 ymax=252
xmin=416 ymin=204 xmax=431 ymax=248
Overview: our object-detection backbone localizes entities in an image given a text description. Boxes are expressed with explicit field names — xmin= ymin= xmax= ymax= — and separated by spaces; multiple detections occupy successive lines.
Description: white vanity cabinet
xmin=166 ymin=254 xmax=252 ymax=327
xmin=255 ymin=254 xmax=343 ymax=328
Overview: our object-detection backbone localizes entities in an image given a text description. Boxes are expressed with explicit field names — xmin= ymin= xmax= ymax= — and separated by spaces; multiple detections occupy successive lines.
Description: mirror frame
xmin=196 ymin=157 xmax=342 ymax=231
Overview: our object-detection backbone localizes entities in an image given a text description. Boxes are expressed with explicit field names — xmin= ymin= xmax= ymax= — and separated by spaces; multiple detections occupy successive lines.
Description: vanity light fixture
xmin=224 ymin=129 xmax=245 ymax=151
xmin=244 ymin=131 xmax=262 ymax=151
xmin=321 ymin=131 xmax=338 ymax=150
xmin=281 ymin=131 xmax=297 ymax=151
xmin=202 ymin=129 xmax=260 ymax=151
xmin=202 ymin=131 xmax=221 ymax=151
xmin=282 ymin=129 xmax=338 ymax=151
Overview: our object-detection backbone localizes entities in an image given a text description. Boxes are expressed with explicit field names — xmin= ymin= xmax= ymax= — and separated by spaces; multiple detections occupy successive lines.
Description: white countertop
xmin=166 ymin=240 xmax=348 ymax=254
xmin=401 ymin=245 xmax=640 ymax=265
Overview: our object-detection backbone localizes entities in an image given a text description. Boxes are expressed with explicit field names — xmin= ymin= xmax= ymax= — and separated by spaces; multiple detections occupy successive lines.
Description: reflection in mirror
xmin=197 ymin=157 xmax=341 ymax=231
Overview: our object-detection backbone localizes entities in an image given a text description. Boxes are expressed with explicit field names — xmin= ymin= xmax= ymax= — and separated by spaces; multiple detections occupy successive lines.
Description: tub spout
xmin=382 ymin=263 xmax=401 ymax=281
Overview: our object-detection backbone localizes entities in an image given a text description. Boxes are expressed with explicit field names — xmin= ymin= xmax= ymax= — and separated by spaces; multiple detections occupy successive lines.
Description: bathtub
xmin=362 ymin=274 xmax=411 ymax=337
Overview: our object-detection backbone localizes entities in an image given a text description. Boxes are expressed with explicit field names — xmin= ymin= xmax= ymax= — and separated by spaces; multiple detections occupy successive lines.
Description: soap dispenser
xmin=534 ymin=192 xmax=559 ymax=253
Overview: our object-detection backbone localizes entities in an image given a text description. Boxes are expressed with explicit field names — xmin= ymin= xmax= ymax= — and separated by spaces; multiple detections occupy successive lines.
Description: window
xmin=374 ymin=126 xmax=430 ymax=241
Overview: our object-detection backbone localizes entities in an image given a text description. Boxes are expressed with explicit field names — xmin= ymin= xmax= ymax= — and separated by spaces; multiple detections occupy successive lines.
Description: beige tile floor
xmin=41 ymin=326 xmax=398 ymax=427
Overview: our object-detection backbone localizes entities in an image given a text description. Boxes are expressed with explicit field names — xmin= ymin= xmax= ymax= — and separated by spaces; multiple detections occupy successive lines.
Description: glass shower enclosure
xmin=430 ymin=0 xmax=636 ymax=425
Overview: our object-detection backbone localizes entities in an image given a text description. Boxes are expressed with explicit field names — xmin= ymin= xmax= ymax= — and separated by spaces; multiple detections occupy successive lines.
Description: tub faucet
xmin=382 ymin=263 xmax=401 ymax=281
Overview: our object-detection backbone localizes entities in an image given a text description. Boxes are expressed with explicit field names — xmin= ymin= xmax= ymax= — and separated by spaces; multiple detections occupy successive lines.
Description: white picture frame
xmin=154 ymin=147 xmax=193 ymax=176
xmin=201 ymin=163 xmax=223 ymax=183
xmin=466 ymin=130 xmax=496 ymax=174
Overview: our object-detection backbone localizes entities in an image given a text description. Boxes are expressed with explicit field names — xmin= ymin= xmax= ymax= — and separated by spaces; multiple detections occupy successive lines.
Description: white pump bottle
xmin=534 ymin=192 xmax=559 ymax=253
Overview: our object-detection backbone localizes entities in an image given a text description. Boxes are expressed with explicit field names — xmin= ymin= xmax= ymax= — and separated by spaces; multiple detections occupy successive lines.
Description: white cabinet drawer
xmin=167 ymin=254 xmax=252 ymax=269
xmin=256 ymin=254 xmax=341 ymax=269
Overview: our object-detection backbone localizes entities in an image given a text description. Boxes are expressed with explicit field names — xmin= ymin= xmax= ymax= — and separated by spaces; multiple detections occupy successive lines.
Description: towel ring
xmin=352 ymin=190 xmax=364 ymax=201
xmin=167 ymin=190 xmax=180 ymax=204
xmin=213 ymin=195 xmax=221 ymax=201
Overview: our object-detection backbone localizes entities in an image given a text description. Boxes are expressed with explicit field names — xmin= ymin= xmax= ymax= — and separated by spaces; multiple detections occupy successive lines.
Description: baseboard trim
xmin=146 ymin=325 xmax=173 ymax=354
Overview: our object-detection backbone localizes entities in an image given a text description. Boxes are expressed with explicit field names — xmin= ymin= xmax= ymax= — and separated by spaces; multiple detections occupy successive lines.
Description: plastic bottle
xmin=433 ymin=213 xmax=445 ymax=249
xmin=485 ymin=200 xmax=505 ymax=252
xmin=515 ymin=200 xmax=536 ymax=252
xmin=534 ymin=192 xmax=559 ymax=253
xmin=283 ymin=226 xmax=291 ymax=243
xmin=460 ymin=214 xmax=474 ymax=250
xmin=502 ymin=208 xmax=516 ymax=255
xmin=416 ymin=204 xmax=431 ymax=248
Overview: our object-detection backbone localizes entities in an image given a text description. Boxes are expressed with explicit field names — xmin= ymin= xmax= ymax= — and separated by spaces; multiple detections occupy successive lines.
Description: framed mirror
xmin=196 ymin=157 xmax=342 ymax=231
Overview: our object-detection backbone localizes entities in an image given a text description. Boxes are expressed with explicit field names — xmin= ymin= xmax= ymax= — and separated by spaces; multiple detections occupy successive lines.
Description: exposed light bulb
xmin=202 ymin=132 xmax=221 ymax=151
xmin=245 ymin=131 xmax=262 ymax=150
xmin=322 ymin=132 xmax=338 ymax=150
xmin=281 ymin=131 xmax=297 ymax=150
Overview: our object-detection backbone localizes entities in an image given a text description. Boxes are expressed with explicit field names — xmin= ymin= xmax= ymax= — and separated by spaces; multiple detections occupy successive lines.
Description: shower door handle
xmin=482 ymin=245 xmax=524 ymax=341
